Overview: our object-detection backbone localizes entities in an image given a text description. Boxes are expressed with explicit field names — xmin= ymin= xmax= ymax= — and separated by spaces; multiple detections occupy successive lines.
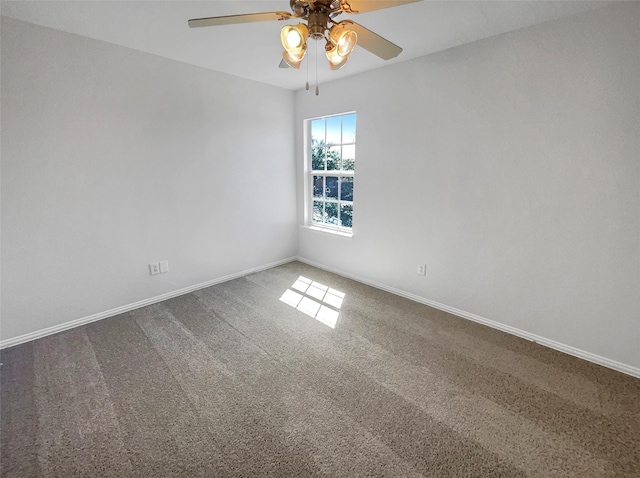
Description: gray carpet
xmin=1 ymin=261 xmax=639 ymax=477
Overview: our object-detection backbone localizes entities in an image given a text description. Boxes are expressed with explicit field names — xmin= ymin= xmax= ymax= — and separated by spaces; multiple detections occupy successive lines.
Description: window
xmin=307 ymin=112 xmax=356 ymax=231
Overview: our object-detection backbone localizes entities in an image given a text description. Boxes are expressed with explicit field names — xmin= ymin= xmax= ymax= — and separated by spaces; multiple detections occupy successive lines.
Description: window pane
xmin=340 ymin=204 xmax=353 ymax=228
xmin=313 ymin=176 xmax=323 ymax=198
xmin=342 ymin=114 xmax=356 ymax=143
xmin=327 ymin=145 xmax=340 ymax=170
xmin=325 ymin=177 xmax=338 ymax=200
xmin=326 ymin=116 xmax=341 ymax=145
xmin=325 ymin=202 xmax=338 ymax=225
xmin=307 ymin=112 xmax=355 ymax=231
xmin=342 ymin=144 xmax=355 ymax=171
xmin=340 ymin=177 xmax=353 ymax=201
xmin=311 ymin=119 xmax=325 ymax=143
xmin=313 ymin=201 xmax=324 ymax=223
xmin=311 ymin=142 xmax=325 ymax=170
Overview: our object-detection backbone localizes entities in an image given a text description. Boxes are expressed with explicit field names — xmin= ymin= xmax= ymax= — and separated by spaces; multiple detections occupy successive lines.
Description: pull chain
xmin=315 ymin=40 xmax=319 ymax=96
xmin=305 ymin=44 xmax=309 ymax=91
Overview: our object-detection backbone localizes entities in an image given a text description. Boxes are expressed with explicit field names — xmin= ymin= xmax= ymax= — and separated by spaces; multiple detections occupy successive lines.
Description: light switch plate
xmin=159 ymin=260 xmax=169 ymax=274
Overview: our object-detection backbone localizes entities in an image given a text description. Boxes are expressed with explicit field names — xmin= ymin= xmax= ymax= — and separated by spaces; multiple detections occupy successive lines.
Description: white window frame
xmin=303 ymin=112 xmax=356 ymax=235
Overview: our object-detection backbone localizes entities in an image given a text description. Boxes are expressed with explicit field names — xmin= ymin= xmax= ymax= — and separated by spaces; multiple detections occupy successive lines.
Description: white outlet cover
xmin=417 ymin=264 xmax=427 ymax=276
xmin=149 ymin=262 xmax=160 ymax=275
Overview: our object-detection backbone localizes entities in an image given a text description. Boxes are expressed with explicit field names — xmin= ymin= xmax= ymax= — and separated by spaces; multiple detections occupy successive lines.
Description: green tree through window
xmin=308 ymin=113 xmax=355 ymax=230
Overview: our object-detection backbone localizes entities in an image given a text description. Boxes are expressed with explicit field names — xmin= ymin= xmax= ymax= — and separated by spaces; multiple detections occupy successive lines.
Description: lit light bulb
xmin=327 ymin=23 xmax=357 ymax=63
xmin=286 ymin=30 xmax=302 ymax=49
xmin=325 ymin=43 xmax=349 ymax=70
xmin=337 ymin=31 xmax=357 ymax=57
xmin=281 ymin=24 xmax=309 ymax=58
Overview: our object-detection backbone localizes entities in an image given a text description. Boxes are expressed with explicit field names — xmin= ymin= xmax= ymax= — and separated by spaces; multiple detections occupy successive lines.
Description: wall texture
xmin=295 ymin=4 xmax=639 ymax=371
xmin=1 ymin=17 xmax=297 ymax=341
xmin=2 ymin=4 xmax=638 ymax=375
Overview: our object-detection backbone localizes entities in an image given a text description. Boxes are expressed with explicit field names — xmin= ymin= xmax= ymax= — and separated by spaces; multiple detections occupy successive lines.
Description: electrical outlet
xmin=159 ymin=260 xmax=169 ymax=274
xmin=417 ymin=264 xmax=426 ymax=276
xmin=149 ymin=262 xmax=160 ymax=275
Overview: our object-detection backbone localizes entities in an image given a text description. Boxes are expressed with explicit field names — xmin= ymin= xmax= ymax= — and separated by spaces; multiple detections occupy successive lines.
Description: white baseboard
xmin=295 ymin=256 xmax=640 ymax=379
xmin=4 ymin=255 xmax=638 ymax=379
xmin=0 ymin=257 xmax=297 ymax=350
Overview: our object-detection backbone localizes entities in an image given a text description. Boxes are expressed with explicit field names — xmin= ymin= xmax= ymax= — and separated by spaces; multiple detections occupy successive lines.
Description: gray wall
xmin=296 ymin=4 xmax=640 ymax=370
xmin=2 ymin=4 xmax=639 ymax=374
xmin=1 ymin=17 xmax=297 ymax=340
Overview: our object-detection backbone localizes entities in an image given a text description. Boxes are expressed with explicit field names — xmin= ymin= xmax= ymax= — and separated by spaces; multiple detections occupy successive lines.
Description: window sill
xmin=301 ymin=225 xmax=353 ymax=238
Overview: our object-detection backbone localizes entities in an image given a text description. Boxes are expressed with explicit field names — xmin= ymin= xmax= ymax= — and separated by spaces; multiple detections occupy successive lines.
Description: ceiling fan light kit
xmin=282 ymin=50 xmax=304 ymax=69
xmin=188 ymin=0 xmax=417 ymax=86
xmin=325 ymin=42 xmax=350 ymax=70
xmin=281 ymin=23 xmax=309 ymax=68
xmin=333 ymin=25 xmax=357 ymax=57
xmin=325 ymin=21 xmax=357 ymax=69
xmin=281 ymin=21 xmax=357 ymax=70
xmin=281 ymin=23 xmax=309 ymax=53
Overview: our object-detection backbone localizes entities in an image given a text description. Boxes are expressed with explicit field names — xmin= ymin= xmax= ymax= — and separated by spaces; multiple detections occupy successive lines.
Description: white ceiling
xmin=1 ymin=0 xmax=611 ymax=90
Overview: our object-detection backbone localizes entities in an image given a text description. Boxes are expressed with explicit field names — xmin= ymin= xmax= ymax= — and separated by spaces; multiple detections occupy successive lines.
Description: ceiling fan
xmin=188 ymin=1 xmax=419 ymax=72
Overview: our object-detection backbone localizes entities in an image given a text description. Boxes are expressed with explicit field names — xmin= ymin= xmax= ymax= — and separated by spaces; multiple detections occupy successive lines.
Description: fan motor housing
xmin=290 ymin=0 xmax=343 ymax=16
xmin=289 ymin=0 xmax=307 ymax=16
xmin=307 ymin=11 xmax=329 ymax=39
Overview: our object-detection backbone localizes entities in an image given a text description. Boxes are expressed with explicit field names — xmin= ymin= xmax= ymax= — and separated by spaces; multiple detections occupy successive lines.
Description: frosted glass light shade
xmin=325 ymin=46 xmax=349 ymax=70
xmin=282 ymin=50 xmax=304 ymax=69
xmin=329 ymin=23 xmax=357 ymax=58
xmin=281 ymin=24 xmax=309 ymax=58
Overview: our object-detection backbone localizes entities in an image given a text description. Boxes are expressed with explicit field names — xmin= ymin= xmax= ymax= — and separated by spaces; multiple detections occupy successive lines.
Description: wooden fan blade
xmin=346 ymin=21 xmax=402 ymax=60
xmin=339 ymin=0 xmax=420 ymax=14
xmin=279 ymin=59 xmax=290 ymax=69
xmin=188 ymin=12 xmax=291 ymax=28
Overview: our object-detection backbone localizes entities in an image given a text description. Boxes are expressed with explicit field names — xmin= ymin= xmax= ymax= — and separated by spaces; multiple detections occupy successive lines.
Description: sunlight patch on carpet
xmin=280 ymin=276 xmax=344 ymax=328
